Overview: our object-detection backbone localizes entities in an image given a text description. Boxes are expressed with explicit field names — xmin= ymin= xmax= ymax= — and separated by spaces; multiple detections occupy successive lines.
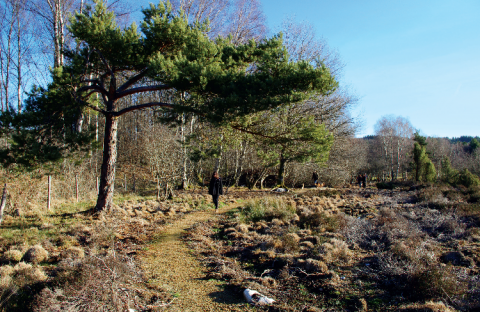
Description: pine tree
xmin=469 ymin=138 xmax=479 ymax=153
xmin=412 ymin=133 xmax=436 ymax=183
xmin=231 ymin=104 xmax=334 ymax=187
xmin=1 ymin=0 xmax=337 ymax=211
xmin=413 ymin=142 xmax=425 ymax=182
xmin=441 ymin=156 xmax=458 ymax=185
xmin=423 ymin=159 xmax=436 ymax=183
xmin=458 ymin=168 xmax=480 ymax=188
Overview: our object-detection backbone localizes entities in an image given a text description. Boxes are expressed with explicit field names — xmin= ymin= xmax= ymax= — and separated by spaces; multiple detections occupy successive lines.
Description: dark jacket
xmin=209 ymin=177 xmax=223 ymax=196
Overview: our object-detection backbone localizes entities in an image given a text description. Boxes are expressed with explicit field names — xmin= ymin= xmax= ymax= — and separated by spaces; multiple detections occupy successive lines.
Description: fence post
xmin=96 ymin=177 xmax=99 ymax=195
xmin=75 ymin=175 xmax=79 ymax=202
xmin=47 ymin=176 xmax=51 ymax=211
xmin=124 ymin=174 xmax=127 ymax=191
xmin=0 ymin=184 xmax=7 ymax=225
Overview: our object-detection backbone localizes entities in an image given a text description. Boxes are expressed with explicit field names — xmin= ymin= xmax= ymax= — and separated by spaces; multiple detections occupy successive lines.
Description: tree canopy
xmin=0 ymin=0 xmax=338 ymax=210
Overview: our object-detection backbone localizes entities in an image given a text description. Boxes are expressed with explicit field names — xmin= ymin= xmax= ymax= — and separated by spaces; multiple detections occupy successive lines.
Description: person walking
xmin=209 ymin=171 xmax=223 ymax=211
xmin=357 ymin=174 xmax=362 ymax=188
xmin=312 ymin=171 xmax=319 ymax=186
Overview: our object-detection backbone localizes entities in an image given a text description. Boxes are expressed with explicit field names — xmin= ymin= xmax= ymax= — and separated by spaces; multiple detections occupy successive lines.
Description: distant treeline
xmin=363 ymin=135 xmax=479 ymax=144
xmin=449 ymin=136 xmax=480 ymax=144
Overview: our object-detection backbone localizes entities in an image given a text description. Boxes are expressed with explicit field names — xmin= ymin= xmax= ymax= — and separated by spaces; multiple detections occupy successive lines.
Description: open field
xmin=1 ymin=184 xmax=479 ymax=311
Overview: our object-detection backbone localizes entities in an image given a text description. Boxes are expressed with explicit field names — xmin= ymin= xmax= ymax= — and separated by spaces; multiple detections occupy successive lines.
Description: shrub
xmin=457 ymin=169 xmax=480 ymax=188
xmin=441 ymin=156 xmax=458 ymax=185
xmin=424 ymin=160 xmax=437 ymax=183
xmin=411 ymin=266 xmax=468 ymax=300
xmin=443 ymin=189 xmax=465 ymax=202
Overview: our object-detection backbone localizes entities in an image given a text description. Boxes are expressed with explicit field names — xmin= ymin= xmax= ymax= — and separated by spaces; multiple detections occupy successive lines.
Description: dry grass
xmin=183 ymin=187 xmax=480 ymax=311
xmin=0 ymin=194 xmax=191 ymax=311
xmin=398 ymin=300 xmax=456 ymax=311
xmin=238 ymin=197 xmax=296 ymax=223
xmin=320 ymin=238 xmax=354 ymax=265
xmin=33 ymin=253 xmax=147 ymax=312
xmin=22 ymin=245 xmax=48 ymax=264
xmin=2 ymin=250 xmax=23 ymax=263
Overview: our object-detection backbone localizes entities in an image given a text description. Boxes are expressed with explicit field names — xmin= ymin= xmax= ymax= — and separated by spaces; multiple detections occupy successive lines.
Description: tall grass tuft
xmin=238 ymin=197 xmax=296 ymax=223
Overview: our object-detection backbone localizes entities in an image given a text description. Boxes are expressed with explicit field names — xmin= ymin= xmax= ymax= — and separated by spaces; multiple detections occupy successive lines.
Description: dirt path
xmin=138 ymin=204 xmax=250 ymax=312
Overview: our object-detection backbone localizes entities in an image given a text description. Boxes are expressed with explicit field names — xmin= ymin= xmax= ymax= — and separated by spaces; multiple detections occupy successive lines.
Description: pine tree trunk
xmin=95 ymin=114 xmax=118 ymax=211
xmin=277 ymin=155 xmax=287 ymax=187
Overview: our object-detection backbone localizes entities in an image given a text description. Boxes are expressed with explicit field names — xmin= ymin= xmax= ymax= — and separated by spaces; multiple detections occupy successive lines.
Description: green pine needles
xmin=1 ymin=0 xmax=338 ymax=210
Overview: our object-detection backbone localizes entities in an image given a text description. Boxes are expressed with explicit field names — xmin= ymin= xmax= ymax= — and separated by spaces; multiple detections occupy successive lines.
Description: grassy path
xmin=138 ymin=204 xmax=250 ymax=311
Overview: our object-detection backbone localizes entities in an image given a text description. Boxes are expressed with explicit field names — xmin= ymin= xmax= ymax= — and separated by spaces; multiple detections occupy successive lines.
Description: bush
xmin=410 ymin=266 xmax=468 ymax=300
xmin=441 ymin=156 xmax=458 ymax=185
xmin=457 ymin=169 xmax=480 ymax=188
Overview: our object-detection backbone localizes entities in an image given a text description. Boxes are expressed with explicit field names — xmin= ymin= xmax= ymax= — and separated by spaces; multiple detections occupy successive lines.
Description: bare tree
xmin=226 ymin=0 xmax=266 ymax=44
xmin=171 ymin=0 xmax=267 ymax=43
xmin=279 ymin=17 xmax=343 ymax=75
xmin=374 ymin=115 xmax=414 ymax=180
xmin=170 ymin=0 xmax=229 ymax=38
xmin=0 ymin=0 xmax=39 ymax=112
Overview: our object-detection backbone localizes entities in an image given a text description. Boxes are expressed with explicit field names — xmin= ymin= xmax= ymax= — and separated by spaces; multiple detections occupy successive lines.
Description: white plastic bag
xmin=243 ymin=288 xmax=275 ymax=305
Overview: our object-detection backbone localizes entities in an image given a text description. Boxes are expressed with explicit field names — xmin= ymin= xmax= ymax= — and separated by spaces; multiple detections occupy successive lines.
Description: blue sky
xmin=131 ymin=0 xmax=479 ymax=138
xmin=260 ymin=0 xmax=480 ymax=138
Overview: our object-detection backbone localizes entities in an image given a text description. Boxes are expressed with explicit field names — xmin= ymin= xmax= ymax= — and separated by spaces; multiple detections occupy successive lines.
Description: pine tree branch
xmin=116 ymin=68 xmax=150 ymax=93
xmin=229 ymin=124 xmax=280 ymax=140
xmin=86 ymin=104 xmax=107 ymax=115
xmin=117 ymin=84 xmax=171 ymax=98
xmin=114 ymin=102 xmax=175 ymax=116
xmin=77 ymin=85 xmax=108 ymax=98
